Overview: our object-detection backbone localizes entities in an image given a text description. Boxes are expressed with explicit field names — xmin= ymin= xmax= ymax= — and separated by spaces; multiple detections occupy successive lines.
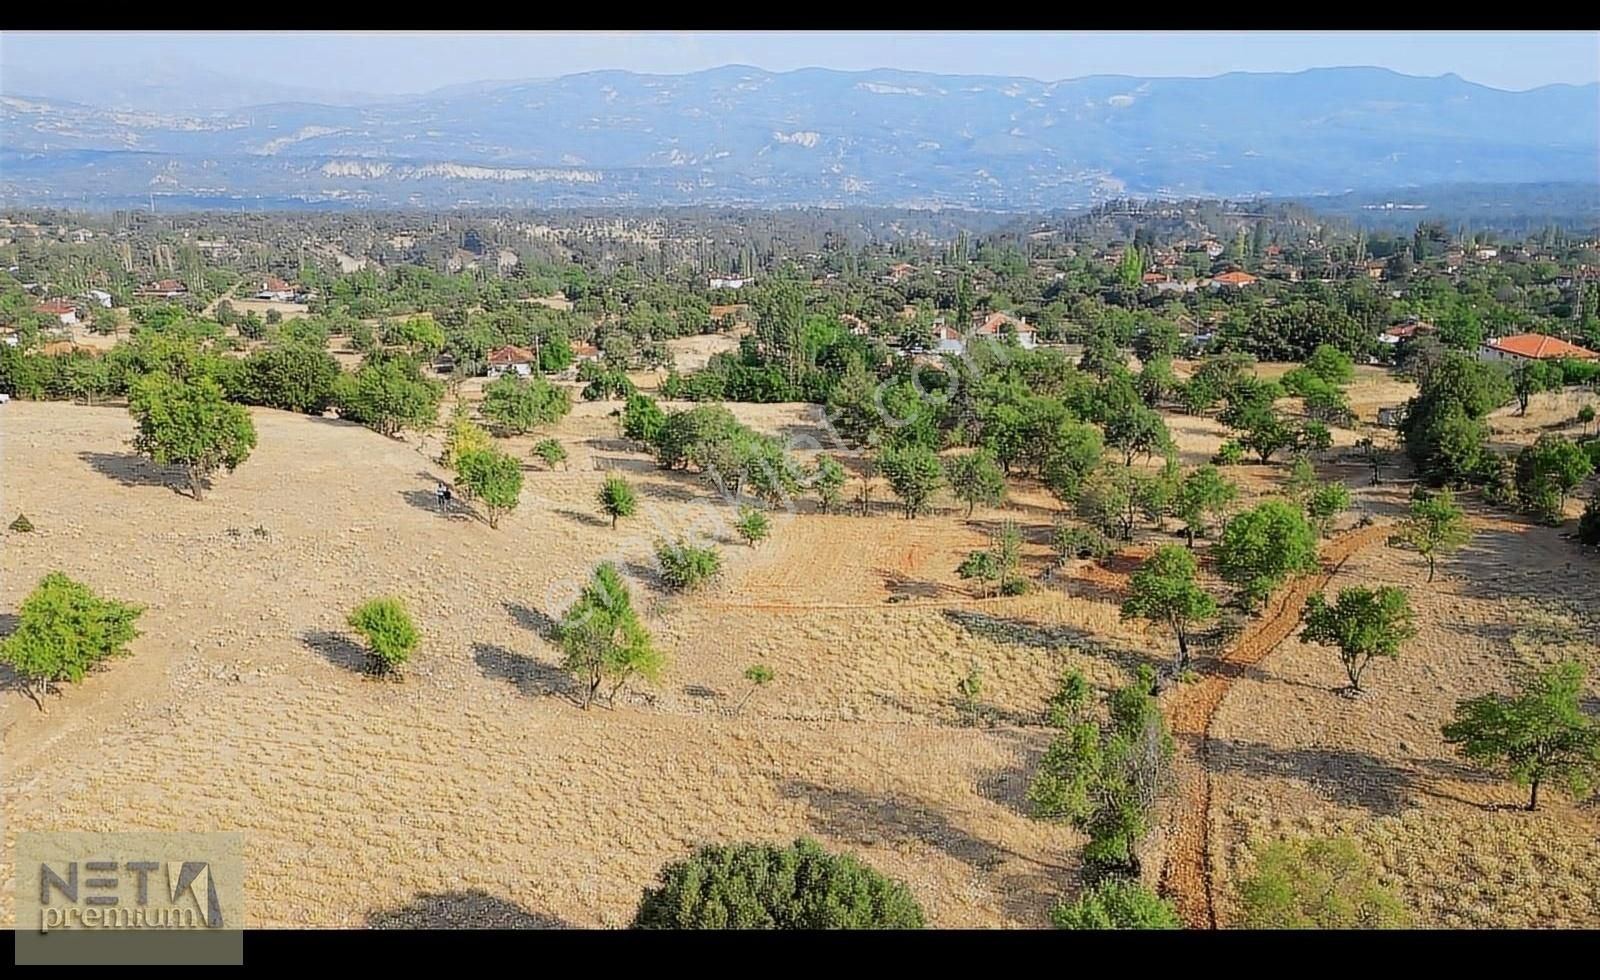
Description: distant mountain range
xmin=2 ymin=65 xmax=1596 ymax=211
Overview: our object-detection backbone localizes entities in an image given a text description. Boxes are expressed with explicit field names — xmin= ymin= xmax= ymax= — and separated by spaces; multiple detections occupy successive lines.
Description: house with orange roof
xmin=970 ymin=311 xmax=1038 ymax=349
xmin=1211 ymin=271 xmax=1259 ymax=289
xmin=486 ymin=344 xmax=538 ymax=378
xmin=1479 ymin=333 xmax=1598 ymax=364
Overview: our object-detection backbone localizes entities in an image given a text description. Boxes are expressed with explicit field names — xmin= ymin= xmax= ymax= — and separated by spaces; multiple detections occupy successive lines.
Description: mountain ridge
xmin=3 ymin=65 xmax=1596 ymax=211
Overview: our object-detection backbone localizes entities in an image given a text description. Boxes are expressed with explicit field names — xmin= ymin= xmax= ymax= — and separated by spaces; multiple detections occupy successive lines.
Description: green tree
xmin=347 ymin=597 xmax=419 ymax=676
xmin=735 ymin=505 xmax=771 ymax=547
xmin=128 ymin=373 xmax=257 ymax=501
xmin=809 ymin=454 xmax=847 ymax=513
xmin=558 ymin=562 xmax=663 ymax=708
xmin=956 ymin=549 xmax=1001 ymax=598
xmin=1121 ymin=545 xmax=1218 ymax=673
xmin=531 ymin=437 xmax=568 ymax=471
xmin=334 ymin=357 xmax=442 ymax=437
xmin=654 ymin=538 xmax=724 ymax=592
xmin=1041 ymin=419 xmax=1106 ymax=507
xmin=622 ymin=393 xmax=668 ymax=445
xmin=597 ymin=473 xmax=638 ymax=529
xmin=454 ymin=447 xmax=523 ymax=529
xmin=238 ymin=343 xmax=340 ymax=414
xmin=1029 ymin=665 xmax=1174 ymax=876
xmin=1239 ymin=837 xmax=1409 ymax=929
xmin=1299 ymin=587 xmax=1416 ymax=694
xmin=1105 ymin=404 xmax=1172 ymax=467
xmin=1442 ymin=660 xmax=1600 ymax=811
xmin=1233 ymin=403 xmax=1295 ymax=464
xmin=1306 ymin=481 xmax=1352 ymax=538
xmin=0 ymin=572 xmax=143 ymax=710
xmin=1511 ymin=359 xmax=1560 ymax=416
xmin=438 ymin=403 xmax=493 ymax=472
xmin=946 ymin=449 xmax=1006 ymax=518
xmin=1386 ymin=489 xmax=1471 ymax=583
xmin=878 ymin=444 xmax=944 ymax=520
xmin=64 ymin=356 xmax=114 ymax=406
xmin=1577 ymin=404 xmax=1596 ymax=436
xmin=1514 ymin=434 xmax=1594 ymax=524
xmin=1051 ymin=878 xmax=1181 ymax=930
xmin=1174 ymin=465 xmax=1239 ymax=547
xmin=631 ymin=838 xmax=925 ymax=929
xmin=1216 ymin=500 xmax=1320 ymax=609
xmin=480 ymin=373 xmax=571 ymax=435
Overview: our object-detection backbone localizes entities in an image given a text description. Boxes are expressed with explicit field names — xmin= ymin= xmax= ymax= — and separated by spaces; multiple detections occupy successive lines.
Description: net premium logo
xmin=37 ymin=858 xmax=226 ymax=931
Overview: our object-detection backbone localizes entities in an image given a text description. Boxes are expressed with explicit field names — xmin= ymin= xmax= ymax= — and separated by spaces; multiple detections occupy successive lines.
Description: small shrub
xmin=1212 ymin=440 xmax=1246 ymax=466
xmin=531 ymin=437 xmax=568 ymax=470
xmin=655 ymin=538 xmax=724 ymax=592
xmin=1051 ymin=524 xmax=1114 ymax=563
xmin=347 ymin=597 xmax=419 ymax=676
xmin=1238 ymin=836 xmax=1409 ymax=929
xmin=1051 ymin=878 xmax=1181 ymax=930
xmin=735 ymin=505 xmax=771 ymax=547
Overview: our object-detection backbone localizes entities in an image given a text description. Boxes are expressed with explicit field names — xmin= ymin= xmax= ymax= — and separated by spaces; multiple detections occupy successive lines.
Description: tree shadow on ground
xmin=1200 ymin=734 xmax=1421 ymax=816
xmin=638 ymin=481 xmax=700 ymax=503
xmin=301 ymin=630 xmax=370 ymax=674
xmin=584 ymin=437 xmax=638 ymax=453
xmin=590 ymin=456 xmax=657 ymax=474
xmin=877 ymin=568 xmax=960 ymax=600
xmin=472 ymin=642 xmax=577 ymax=701
xmin=975 ymin=729 xmax=1053 ymax=819
xmin=397 ymin=488 xmax=476 ymax=522
xmin=622 ymin=560 xmax=667 ymax=593
xmin=502 ymin=601 xmax=558 ymax=640
xmin=778 ymin=779 xmax=1069 ymax=925
xmin=78 ymin=451 xmax=189 ymax=496
xmin=1227 ymin=661 xmax=1336 ymax=694
xmin=554 ymin=508 xmax=610 ymax=529
xmin=365 ymin=889 xmax=570 ymax=929
xmin=942 ymin=608 xmax=1164 ymax=673
xmin=0 ymin=613 xmax=17 ymax=637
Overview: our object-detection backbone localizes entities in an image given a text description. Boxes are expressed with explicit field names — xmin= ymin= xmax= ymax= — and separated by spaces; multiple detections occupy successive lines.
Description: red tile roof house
xmin=137 ymin=279 xmax=188 ymax=298
xmin=1378 ymin=320 xmax=1437 ymax=346
xmin=570 ymin=341 xmax=602 ymax=362
xmin=485 ymin=344 xmax=538 ymax=378
xmin=1210 ymin=271 xmax=1259 ymax=289
xmin=255 ymin=276 xmax=298 ymax=302
xmin=1478 ymin=333 xmax=1599 ymax=364
xmin=971 ymin=312 xmax=1039 ymax=349
xmin=36 ymin=299 xmax=79 ymax=326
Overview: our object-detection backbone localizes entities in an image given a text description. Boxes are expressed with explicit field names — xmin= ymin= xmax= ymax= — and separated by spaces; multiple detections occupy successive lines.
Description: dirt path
xmin=202 ymin=282 xmax=239 ymax=318
xmin=1158 ymin=521 xmax=1392 ymax=928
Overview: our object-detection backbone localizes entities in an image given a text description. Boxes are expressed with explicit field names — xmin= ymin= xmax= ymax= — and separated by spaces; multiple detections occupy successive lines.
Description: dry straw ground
xmin=0 ymin=374 xmax=1595 ymax=928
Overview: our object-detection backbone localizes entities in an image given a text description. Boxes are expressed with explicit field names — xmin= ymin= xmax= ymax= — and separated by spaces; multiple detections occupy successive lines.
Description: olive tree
xmin=878 ymin=444 xmax=944 ymax=520
xmin=946 ymin=449 xmax=1006 ymax=518
xmin=1051 ymin=878 xmax=1181 ymax=930
xmin=1239 ymin=837 xmax=1409 ymax=929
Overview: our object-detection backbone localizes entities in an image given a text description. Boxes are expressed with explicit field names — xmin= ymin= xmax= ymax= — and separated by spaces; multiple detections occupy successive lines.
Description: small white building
xmin=708 ymin=274 xmax=749 ymax=290
xmin=486 ymin=345 xmax=537 ymax=378
xmin=84 ymin=289 xmax=113 ymax=308
xmin=36 ymin=300 xmax=79 ymax=326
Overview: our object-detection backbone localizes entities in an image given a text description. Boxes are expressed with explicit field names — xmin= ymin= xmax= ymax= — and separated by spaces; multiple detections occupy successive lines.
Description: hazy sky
xmin=4 ymin=31 xmax=1598 ymax=93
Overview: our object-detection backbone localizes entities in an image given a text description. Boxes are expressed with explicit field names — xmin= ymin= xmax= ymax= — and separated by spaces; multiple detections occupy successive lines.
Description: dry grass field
xmin=1 ymin=373 xmax=1596 ymax=929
